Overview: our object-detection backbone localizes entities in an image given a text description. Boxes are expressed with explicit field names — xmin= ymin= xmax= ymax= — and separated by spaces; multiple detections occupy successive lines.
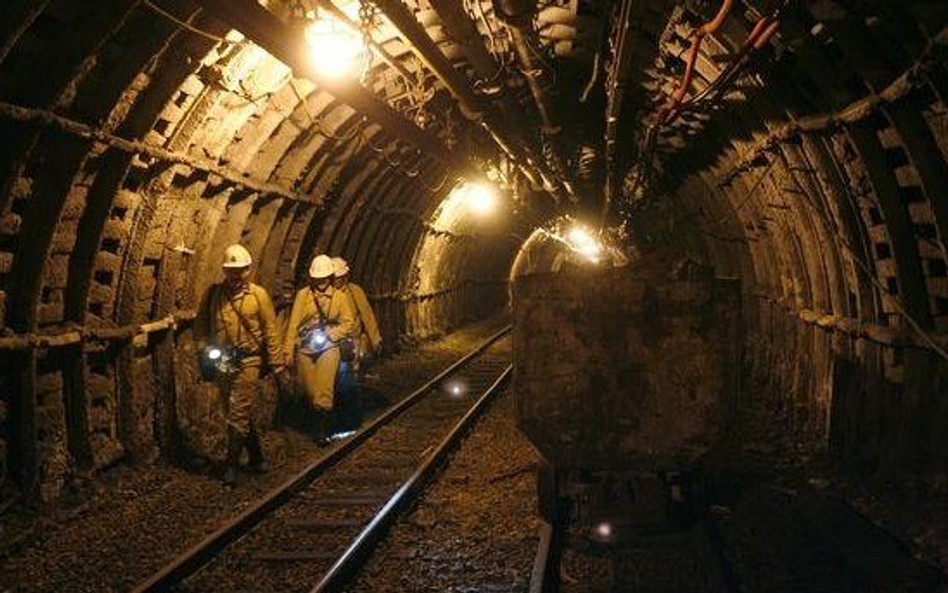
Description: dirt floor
xmin=692 ymin=406 xmax=948 ymax=592
xmin=728 ymin=405 xmax=948 ymax=582
xmin=0 ymin=318 xmax=507 ymax=593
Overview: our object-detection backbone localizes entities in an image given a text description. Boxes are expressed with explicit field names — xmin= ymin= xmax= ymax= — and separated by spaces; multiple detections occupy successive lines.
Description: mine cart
xmin=512 ymin=260 xmax=741 ymax=541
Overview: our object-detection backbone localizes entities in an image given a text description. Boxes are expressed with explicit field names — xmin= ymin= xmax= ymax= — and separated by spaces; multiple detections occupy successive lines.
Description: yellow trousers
xmin=297 ymin=347 xmax=340 ymax=410
xmin=220 ymin=355 xmax=262 ymax=436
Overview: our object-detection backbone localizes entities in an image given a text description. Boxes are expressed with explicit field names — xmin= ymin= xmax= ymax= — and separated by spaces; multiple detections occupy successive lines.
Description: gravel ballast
xmin=347 ymin=388 xmax=541 ymax=593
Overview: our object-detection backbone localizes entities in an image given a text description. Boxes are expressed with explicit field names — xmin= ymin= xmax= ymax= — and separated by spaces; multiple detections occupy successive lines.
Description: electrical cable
xmin=580 ymin=51 xmax=600 ymax=103
xmin=288 ymin=79 xmax=364 ymax=141
xmin=707 ymin=158 xmax=779 ymax=227
xmin=613 ymin=0 xmax=790 ymax=229
xmin=778 ymin=147 xmax=948 ymax=362
xmin=671 ymin=152 xmax=948 ymax=361
xmin=142 ymin=0 xmax=242 ymax=45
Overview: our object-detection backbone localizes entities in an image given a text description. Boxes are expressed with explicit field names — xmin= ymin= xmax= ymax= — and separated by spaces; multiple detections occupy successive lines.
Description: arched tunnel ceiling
xmin=0 ymin=0 xmax=946 ymax=497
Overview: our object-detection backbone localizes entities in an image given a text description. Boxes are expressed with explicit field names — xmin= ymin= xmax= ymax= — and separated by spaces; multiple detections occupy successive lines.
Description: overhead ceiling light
xmin=567 ymin=225 xmax=603 ymax=262
xmin=451 ymin=180 xmax=499 ymax=216
xmin=466 ymin=182 xmax=498 ymax=215
xmin=304 ymin=16 xmax=366 ymax=79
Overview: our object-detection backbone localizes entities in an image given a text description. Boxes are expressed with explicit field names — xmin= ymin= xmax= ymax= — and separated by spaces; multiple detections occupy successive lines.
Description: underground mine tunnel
xmin=1 ymin=0 xmax=948 ymax=591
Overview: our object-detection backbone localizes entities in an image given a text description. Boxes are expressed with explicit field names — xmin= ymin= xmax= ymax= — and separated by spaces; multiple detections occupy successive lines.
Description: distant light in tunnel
xmin=567 ymin=225 xmax=603 ymax=262
xmin=468 ymin=183 xmax=498 ymax=215
xmin=452 ymin=181 xmax=499 ymax=216
xmin=304 ymin=17 xmax=365 ymax=79
xmin=595 ymin=522 xmax=613 ymax=539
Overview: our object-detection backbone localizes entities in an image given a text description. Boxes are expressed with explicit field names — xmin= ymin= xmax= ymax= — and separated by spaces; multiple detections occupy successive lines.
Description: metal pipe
xmin=600 ymin=0 xmax=636 ymax=228
xmin=370 ymin=0 xmax=485 ymax=116
xmin=427 ymin=0 xmax=502 ymax=82
xmin=423 ymin=0 xmax=567 ymax=197
xmin=0 ymin=99 xmax=317 ymax=205
xmin=494 ymin=0 xmax=575 ymax=202
xmin=372 ymin=0 xmax=568 ymax=203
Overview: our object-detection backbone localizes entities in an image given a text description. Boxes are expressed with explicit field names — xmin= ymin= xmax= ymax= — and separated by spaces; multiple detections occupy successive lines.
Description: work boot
xmin=312 ymin=409 xmax=332 ymax=448
xmin=245 ymin=427 xmax=268 ymax=474
xmin=223 ymin=428 xmax=243 ymax=486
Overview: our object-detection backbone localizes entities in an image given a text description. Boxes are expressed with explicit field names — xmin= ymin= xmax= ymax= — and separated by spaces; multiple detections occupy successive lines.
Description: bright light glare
xmin=451 ymin=181 xmax=498 ymax=216
xmin=466 ymin=182 xmax=498 ymax=215
xmin=304 ymin=19 xmax=365 ymax=79
xmin=207 ymin=347 xmax=222 ymax=360
xmin=595 ymin=522 xmax=613 ymax=538
xmin=330 ymin=430 xmax=358 ymax=441
xmin=567 ymin=226 xmax=603 ymax=262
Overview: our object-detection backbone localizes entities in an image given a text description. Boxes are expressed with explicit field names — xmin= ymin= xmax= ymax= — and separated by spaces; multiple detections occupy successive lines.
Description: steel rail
xmin=528 ymin=521 xmax=558 ymax=593
xmin=311 ymin=363 xmax=513 ymax=592
xmin=131 ymin=324 xmax=511 ymax=593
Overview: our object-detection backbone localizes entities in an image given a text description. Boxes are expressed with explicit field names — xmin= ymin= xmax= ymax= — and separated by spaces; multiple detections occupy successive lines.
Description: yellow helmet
xmin=222 ymin=244 xmax=252 ymax=268
xmin=309 ymin=254 xmax=335 ymax=279
xmin=332 ymin=257 xmax=350 ymax=277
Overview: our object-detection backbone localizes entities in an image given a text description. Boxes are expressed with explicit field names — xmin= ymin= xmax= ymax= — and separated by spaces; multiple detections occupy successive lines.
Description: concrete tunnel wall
xmin=0 ymin=1 xmax=528 ymax=500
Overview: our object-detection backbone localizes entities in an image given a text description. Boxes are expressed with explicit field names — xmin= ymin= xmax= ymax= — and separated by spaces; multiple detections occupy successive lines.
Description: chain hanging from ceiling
xmin=357 ymin=0 xmax=378 ymax=84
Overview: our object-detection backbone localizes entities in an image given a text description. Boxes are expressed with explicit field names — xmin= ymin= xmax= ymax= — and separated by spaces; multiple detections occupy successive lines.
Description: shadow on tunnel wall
xmin=739 ymin=299 xmax=948 ymax=476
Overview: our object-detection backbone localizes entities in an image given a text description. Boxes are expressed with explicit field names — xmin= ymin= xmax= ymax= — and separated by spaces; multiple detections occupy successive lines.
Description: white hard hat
xmin=332 ymin=257 xmax=350 ymax=277
xmin=222 ymin=244 xmax=252 ymax=268
xmin=309 ymin=254 xmax=335 ymax=279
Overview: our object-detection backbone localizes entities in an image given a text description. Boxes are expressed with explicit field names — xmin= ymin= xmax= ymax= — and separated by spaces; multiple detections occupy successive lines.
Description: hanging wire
xmin=777 ymin=147 xmax=948 ymax=363
xmin=142 ymin=0 xmax=243 ymax=45
xmin=288 ymin=79 xmax=366 ymax=141
xmin=704 ymin=158 xmax=779 ymax=227
xmin=362 ymin=129 xmax=407 ymax=169
xmin=467 ymin=0 xmax=499 ymax=59
xmin=609 ymin=1 xmax=790 ymax=228
xmin=670 ymin=152 xmax=948 ymax=361
xmin=358 ymin=128 xmax=442 ymax=188
xmin=357 ymin=0 xmax=378 ymax=84
xmin=421 ymin=170 xmax=450 ymax=193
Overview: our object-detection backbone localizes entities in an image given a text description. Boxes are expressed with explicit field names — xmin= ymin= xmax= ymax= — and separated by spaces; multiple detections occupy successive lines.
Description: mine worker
xmin=195 ymin=244 xmax=287 ymax=486
xmin=332 ymin=257 xmax=382 ymax=365
xmin=284 ymin=254 xmax=357 ymax=445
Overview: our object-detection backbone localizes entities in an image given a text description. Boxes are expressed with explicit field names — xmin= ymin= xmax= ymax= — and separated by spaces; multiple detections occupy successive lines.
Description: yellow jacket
xmin=195 ymin=282 xmax=284 ymax=370
xmin=341 ymin=283 xmax=382 ymax=351
xmin=284 ymin=285 xmax=358 ymax=357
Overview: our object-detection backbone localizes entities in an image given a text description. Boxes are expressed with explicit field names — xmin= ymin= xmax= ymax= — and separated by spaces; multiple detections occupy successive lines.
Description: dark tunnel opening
xmin=0 ymin=0 xmax=947 ymax=590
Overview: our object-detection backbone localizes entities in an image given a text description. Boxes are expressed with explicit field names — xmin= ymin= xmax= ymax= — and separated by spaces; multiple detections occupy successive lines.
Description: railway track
xmin=132 ymin=326 xmax=512 ymax=593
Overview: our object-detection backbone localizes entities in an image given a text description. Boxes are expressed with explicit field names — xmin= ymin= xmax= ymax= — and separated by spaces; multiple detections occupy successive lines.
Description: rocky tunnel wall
xmin=636 ymin=1 xmax=948 ymax=477
xmin=0 ymin=1 xmax=526 ymax=501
